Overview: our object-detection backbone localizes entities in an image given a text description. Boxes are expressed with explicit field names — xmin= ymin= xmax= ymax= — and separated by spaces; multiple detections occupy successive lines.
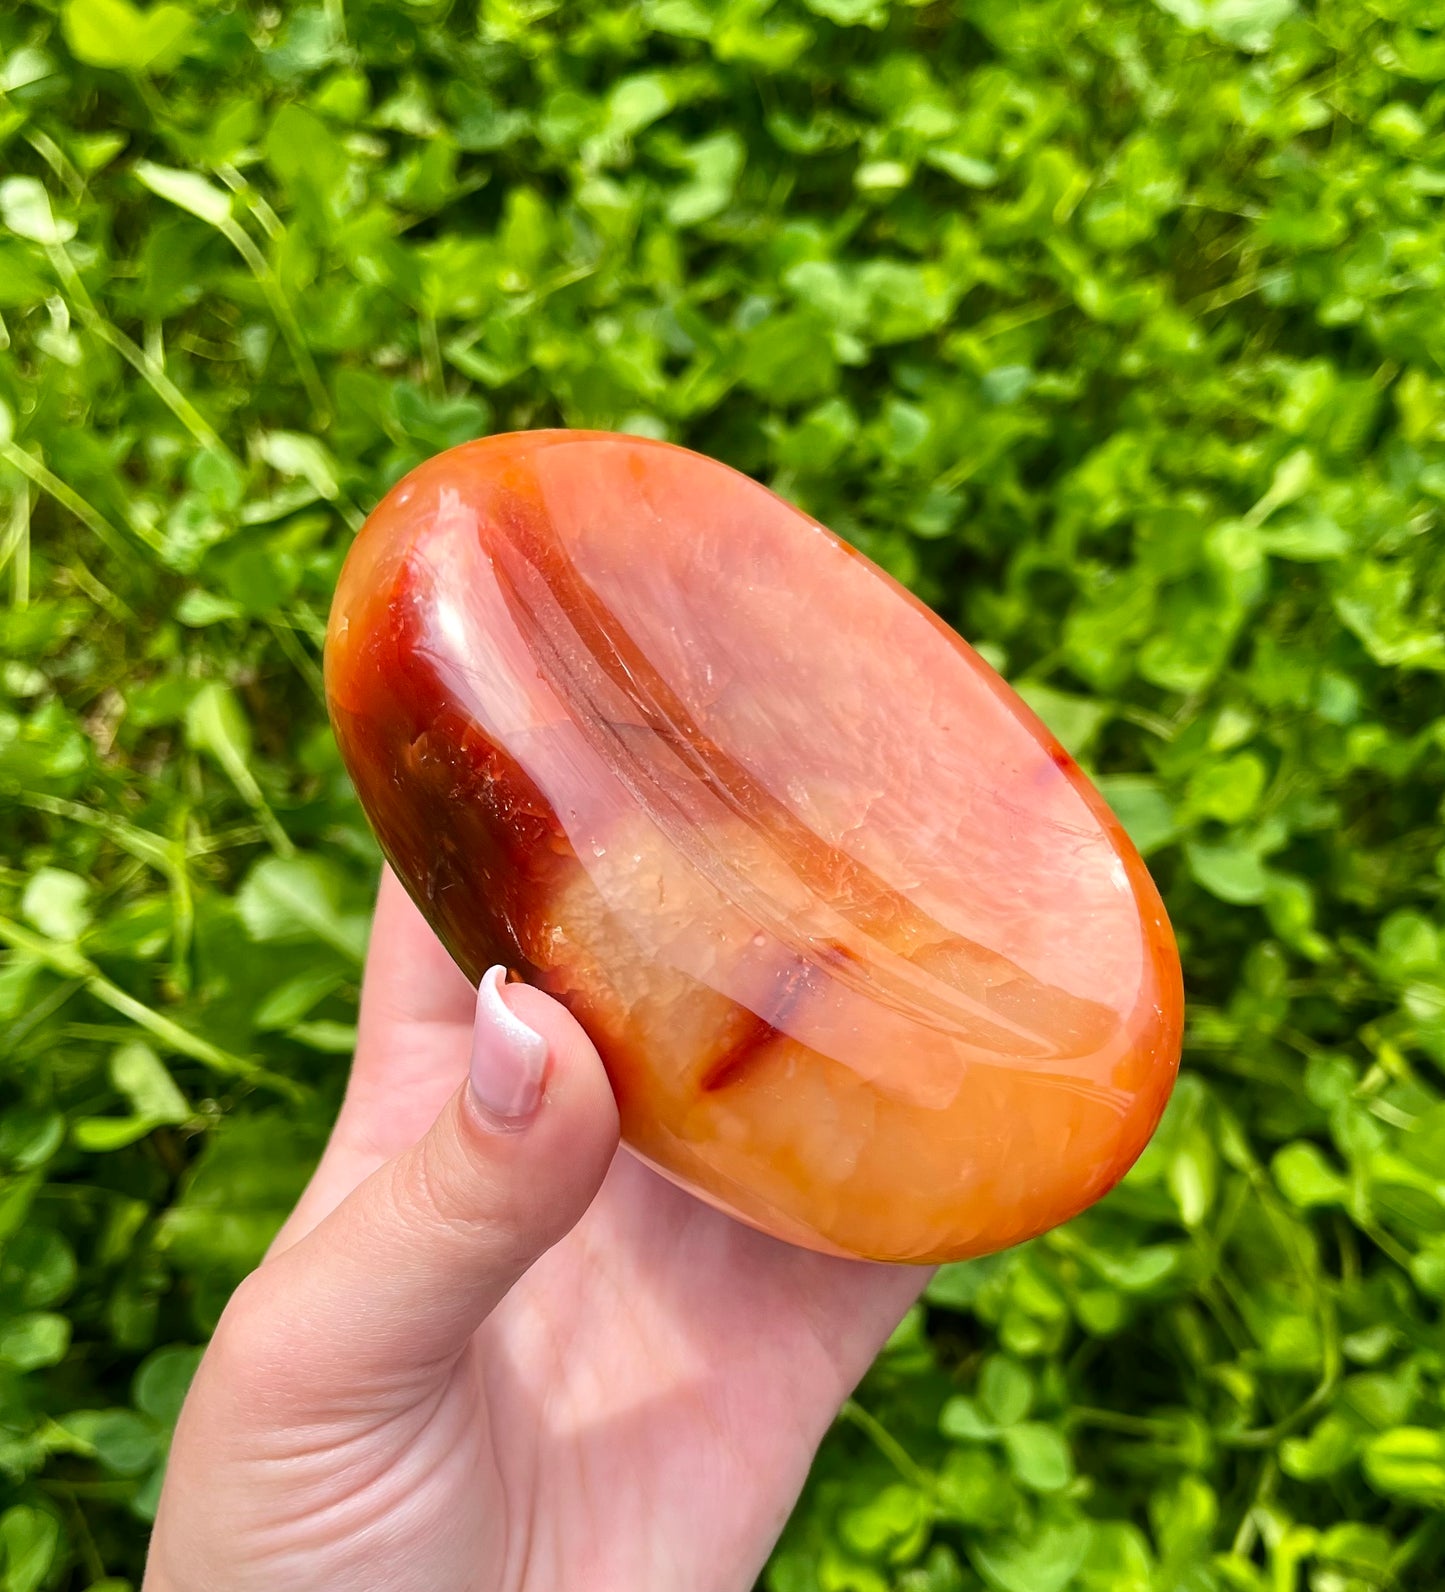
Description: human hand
xmin=144 ymin=868 xmax=926 ymax=1592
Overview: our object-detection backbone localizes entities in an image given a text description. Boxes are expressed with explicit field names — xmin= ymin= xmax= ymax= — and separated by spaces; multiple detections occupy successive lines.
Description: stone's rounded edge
xmin=621 ymin=1144 xmax=862 ymax=1261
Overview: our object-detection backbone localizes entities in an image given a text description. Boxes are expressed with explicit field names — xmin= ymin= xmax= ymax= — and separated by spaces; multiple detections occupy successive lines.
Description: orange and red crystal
xmin=325 ymin=432 xmax=1183 ymax=1262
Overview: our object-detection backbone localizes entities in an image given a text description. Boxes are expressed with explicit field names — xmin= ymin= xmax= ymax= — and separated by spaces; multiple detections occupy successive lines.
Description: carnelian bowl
xmin=325 ymin=431 xmax=1183 ymax=1262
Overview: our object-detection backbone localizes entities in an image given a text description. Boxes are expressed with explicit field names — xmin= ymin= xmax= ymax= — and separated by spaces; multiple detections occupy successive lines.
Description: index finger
xmin=357 ymin=866 xmax=477 ymax=1036
xmin=269 ymin=867 xmax=477 ymax=1251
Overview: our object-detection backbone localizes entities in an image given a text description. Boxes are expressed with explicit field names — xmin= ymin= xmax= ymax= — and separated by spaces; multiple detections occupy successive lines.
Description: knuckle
xmin=388 ymin=1133 xmax=532 ymax=1269
xmin=205 ymin=1270 xmax=294 ymax=1397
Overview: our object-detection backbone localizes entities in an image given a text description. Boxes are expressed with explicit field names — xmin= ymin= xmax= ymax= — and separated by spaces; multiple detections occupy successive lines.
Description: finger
xmin=269 ymin=869 xmax=478 ymax=1251
xmin=356 ymin=866 xmax=476 ymax=1049
xmin=336 ymin=866 xmax=476 ymax=1147
xmin=223 ymin=968 xmax=619 ymax=1403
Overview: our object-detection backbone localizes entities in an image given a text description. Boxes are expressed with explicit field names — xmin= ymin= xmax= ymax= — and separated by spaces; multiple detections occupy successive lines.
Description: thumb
xmin=225 ymin=967 xmax=620 ymax=1400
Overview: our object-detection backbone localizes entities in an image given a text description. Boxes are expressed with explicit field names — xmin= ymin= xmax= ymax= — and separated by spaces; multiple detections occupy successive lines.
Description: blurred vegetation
xmin=2 ymin=0 xmax=1445 ymax=1587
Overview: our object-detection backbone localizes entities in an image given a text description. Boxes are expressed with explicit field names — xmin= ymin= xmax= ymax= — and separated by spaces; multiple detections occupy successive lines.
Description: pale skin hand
xmin=145 ymin=869 xmax=926 ymax=1592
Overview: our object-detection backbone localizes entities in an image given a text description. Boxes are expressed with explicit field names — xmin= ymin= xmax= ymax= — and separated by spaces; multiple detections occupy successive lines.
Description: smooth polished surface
xmin=325 ymin=432 xmax=1183 ymax=1263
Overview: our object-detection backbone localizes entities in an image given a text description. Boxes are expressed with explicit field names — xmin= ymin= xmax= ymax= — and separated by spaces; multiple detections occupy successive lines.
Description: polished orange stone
xmin=325 ymin=431 xmax=1183 ymax=1263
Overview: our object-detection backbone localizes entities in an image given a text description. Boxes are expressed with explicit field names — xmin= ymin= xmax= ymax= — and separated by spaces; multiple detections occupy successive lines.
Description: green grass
xmin=3 ymin=0 xmax=1445 ymax=1587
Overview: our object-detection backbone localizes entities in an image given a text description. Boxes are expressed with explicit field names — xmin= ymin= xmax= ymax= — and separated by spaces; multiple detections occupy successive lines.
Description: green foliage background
xmin=2 ymin=0 xmax=1444 ymax=1586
